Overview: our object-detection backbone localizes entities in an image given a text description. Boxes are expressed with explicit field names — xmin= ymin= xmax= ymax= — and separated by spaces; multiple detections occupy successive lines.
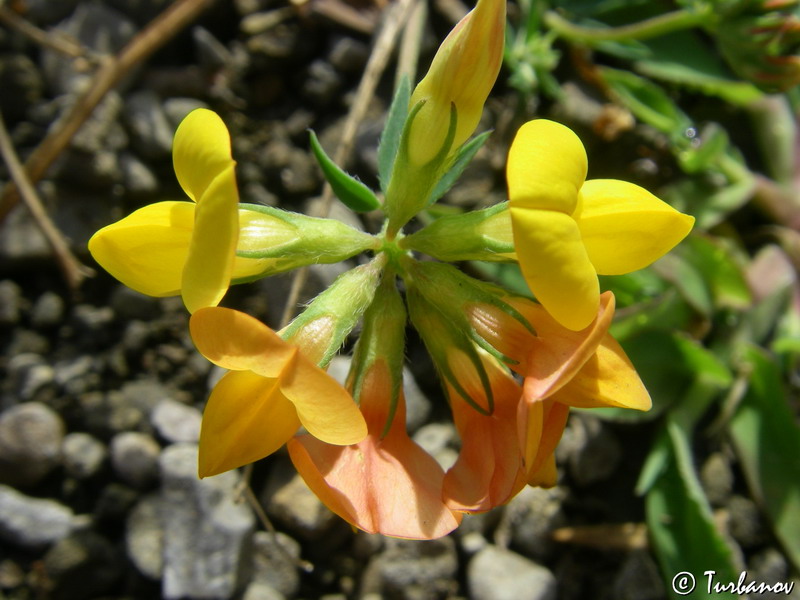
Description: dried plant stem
xmin=279 ymin=0 xmax=417 ymax=327
xmin=0 ymin=112 xmax=93 ymax=290
xmin=0 ymin=0 xmax=217 ymax=223
xmin=0 ymin=6 xmax=99 ymax=61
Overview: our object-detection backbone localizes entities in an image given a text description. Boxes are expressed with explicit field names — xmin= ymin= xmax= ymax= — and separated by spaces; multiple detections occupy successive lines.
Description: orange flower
xmin=189 ymin=307 xmax=367 ymax=478
xmin=288 ymin=360 xmax=461 ymax=539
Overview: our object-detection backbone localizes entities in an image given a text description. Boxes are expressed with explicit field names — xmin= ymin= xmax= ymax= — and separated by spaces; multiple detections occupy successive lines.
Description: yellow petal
xmin=527 ymin=452 xmax=558 ymax=488
xmin=517 ymin=398 xmax=568 ymax=479
xmin=511 ymin=206 xmax=599 ymax=331
xmin=549 ymin=333 xmax=652 ymax=410
xmin=190 ymin=307 xmax=298 ymax=375
xmin=181 ymin=164 xmax=239 ymax=313
xmin=173 ymin=108 xmax=234 ymax=203
xmin=88 ymin=201 xmax=194 ymax=297
xmin=190 ymin=307 xmax=367 ymax=446
xmin=577 ymin=179 xmax=695 ymax=275
xmin=282 ymin=357 xmax=368 ymax=446
xmin=198 ymin=370 xmax=300 ymax=477
xmin=507 ymin=119 xmax=587 ymax=214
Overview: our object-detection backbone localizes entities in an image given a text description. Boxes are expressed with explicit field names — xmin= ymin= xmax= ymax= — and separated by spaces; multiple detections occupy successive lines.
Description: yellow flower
xmin=89 ymin=109 xmax=267 ymax=313
xmin=507 ymin=119 xmax=695 ymax=330
xmin=189 ymin=307 xmax=367 ymax=478
xmin=407 ymin=0 xmax=506 ymax=165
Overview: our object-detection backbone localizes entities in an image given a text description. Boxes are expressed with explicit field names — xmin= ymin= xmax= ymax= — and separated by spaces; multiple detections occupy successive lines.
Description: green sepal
xmin=347 ymin=273 xmax=407 ymax=438
xmin=308 ymin=130 xmax=380 ymax=212
xmin=232 ymin=204 xmax=376 ymax=282
xmin=403 ymin=202 xmax=515 ymax=262
xmin=406 ymin=284 xmax=494 ymax=415
xmin=428 ymin=130 xmax=492 ymax=206
xmin=280 ymin=256 xmax=386 ymax=368
xmin=377 ymin=76 xmax=411 ymax=194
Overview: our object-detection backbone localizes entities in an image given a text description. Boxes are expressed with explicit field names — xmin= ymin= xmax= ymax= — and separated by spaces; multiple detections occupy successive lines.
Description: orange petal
xmin=443 ymin=355 xmax=527 ymax=512
xmin=288 ymin=361 xmax=460 ymax=539
xmin=198 ymin=370 xmax=300 ymax=477
xmin=509 ymin=292 xmax=615 ymax=401
xmin=549 ymin=334 xmax=652 ymax=410
xmin=517 ymin=399 xmax=569 ymax=478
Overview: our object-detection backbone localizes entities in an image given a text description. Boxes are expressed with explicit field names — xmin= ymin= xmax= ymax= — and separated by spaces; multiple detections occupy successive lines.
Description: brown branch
xmin=0 ymin=0 xmax=217 ymax=223
xmin=0 ymin=6 xmax=100 ymax=62
xmin=0 ymin=111 xmax=94 ymax=291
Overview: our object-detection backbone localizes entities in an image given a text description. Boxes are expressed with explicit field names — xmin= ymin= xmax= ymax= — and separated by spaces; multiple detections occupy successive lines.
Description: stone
xmin=412 ymin=423 xmax=458 ymax=471
xmin=151 ymin=399 xmax=202 ymax=443
xmin=42 ymin=531 xmax=122 ymax=600
xmin=301 ymin=60 xmax=341 ymax=106
xmin=360 ymin=537 xmax=459 ymax=600
xmin=700 ymin=452 xmax=734 ymax=507
xmin=243 ymin=582 xmax=287 ymax=600
xmin=612 ymin=550 xmax=666 ymax=600
xmin=110 ymin=432 xmax=161 ymax=489
xmin=6 ymin=353 xmax=55 ymax=402
xmin=163 ymin=97 xmax=209 ymax=128
xmin=110 ymin=285 xmax=161 ymax=321
xmin=30 ymin=291 xmax=66 ymax=329
xmin=125 ymin=493 xmax=164 ymax=580
xmin=557 ymin=413 xmax=621 ymax=487
xmin=250 ymin=531 xmax=301 ymax=597
xmin=329 ymin=36 xmax=369 ymax=74
xmin=0 ymin=280 xmax=23 ymax=326
xmin=119 ymin=152 xmax=159 ymax=197
xmin=62 ymin=432 xmax=107 ymax=479
xmin=0 ymin=401 xmax=65 ymax=487
xmin=159 ymin=443 xmax=255 ymax=600
xmin=0 ymin=53 xmax=44 ymax=122
xmin=0 ymin=485 xmax=79 ymax=549
xmin=728 ymin=494 xmax=767 ymax=548
xmin=496 ymin=486 xmax=566 ymax=561
xmin=467 ymin=545 xmax=557 ymax=600
xmin=123 ymin=90 xmax=174 ymax=159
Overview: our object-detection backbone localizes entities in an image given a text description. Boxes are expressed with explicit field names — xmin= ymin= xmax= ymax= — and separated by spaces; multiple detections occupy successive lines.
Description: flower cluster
xmin=89 ymin=0 xmax=694 ymax=540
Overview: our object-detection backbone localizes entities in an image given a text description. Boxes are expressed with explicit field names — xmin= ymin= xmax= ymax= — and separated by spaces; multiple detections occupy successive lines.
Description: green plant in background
xmin=504 ymin=0 xmax=800 ymax=595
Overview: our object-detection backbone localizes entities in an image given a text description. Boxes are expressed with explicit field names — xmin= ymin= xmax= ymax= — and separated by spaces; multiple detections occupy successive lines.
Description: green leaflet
xmin=308 ymin=130 xmax=380 ymax=213
xmin=428 ymin=131 xmax=493 ymax=206
xmin=377 ymin=76 xmax=411 ymax=194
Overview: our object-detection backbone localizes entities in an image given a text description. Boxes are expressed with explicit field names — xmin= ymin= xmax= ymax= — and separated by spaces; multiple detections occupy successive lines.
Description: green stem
xmin=544 ymin=7 xmax=711 ymax=44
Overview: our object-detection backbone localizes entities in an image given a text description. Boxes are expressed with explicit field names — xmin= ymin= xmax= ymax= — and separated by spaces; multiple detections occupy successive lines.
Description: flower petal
xmin=506 ymin=119 xmax=587 ymax=213
xmin=517 ymin=398 xmax=568 ymax=479
xmin=511 ymin=206 xmax=600 ymax=331
xmin=549 ymin=333 xmax=652 ymax=410
xmin=198 ymin=370 xmax=300 ymax=477
xmin=88 ymin=201 xmax=194 ymax=297
xmin=443 ymin=355 xmax=527 ymax=512
xmin=173 ymin=108 xmax=234 ymax=203
xmin=182 ymin=164 xmax=240 ymax=313
xmin=577 ymin=179 xmax=695 ymax=275
xmin=190 ymin=307 xmax=296 ymax=375
xmin=190 ymin=307 xmax=367 ymax=446
xmin=509 ymin=292 xmax=615 ymax=401
xmin=288 ymin=361 xmax=460 ymax=539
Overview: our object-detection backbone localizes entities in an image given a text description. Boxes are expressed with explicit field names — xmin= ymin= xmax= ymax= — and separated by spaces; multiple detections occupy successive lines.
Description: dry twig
xmin=0 ymin=0 xmax=217 ymax=223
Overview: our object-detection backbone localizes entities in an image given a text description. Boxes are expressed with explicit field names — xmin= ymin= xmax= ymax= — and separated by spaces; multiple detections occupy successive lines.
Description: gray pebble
xmin=30 ymin=291 xmax=65 ymax=329
xmin=728 ymin=494 xmax=767 ymax=548
xmin=250 ymin=531 xmax=301 ymax=597
xmin=0 ymin=280 xmax=23 ymax=326
xmin=468 ymin=545 xmax=556 ymax=600
xmin=42 ymin=530 xmax=122 ymax=599
xmin=0 ymin=401 xmax=64 ymax=487
xmin=163 ymin=97 xmax=209 ymax=128
xmin=151 ymin=399 xmax=202 ymax=443
xmin=110 ymin=431 xmax=161 ymax=488
xmin=329 ymin=36 xmax=369 ymax=74
xmin=62 ymin=432 xmax=107 ymax=479
xmin=700 ymin=452 xmax=734 ymax=507
xmin=0 ymin=484 xmax=79 ymax=549
xmin=243 ymin=582 xmax=287 ymax=600
xmin=159 ymin=443 xmax=255 ymax=600
xmin=497 ymin=486 xmax=566 ymax=561
xmin=125 ymin=493 xmax=164 ymax=580
xmin=110 ymin=285 xmax=161 ymax=321
xmin=557 ymin=413 xmax=621 ymax=486
xmin=302 ymin=60 xmax=341 ymax=106
xmin=612 ymin=550 xmax=665 ymax=600
xmin=6 ymin=353 xmax=55 ymax=402
xmin=119 ymin=152 xmax=159 ymax=197
xmin=124 ymin=90 xmax=174 ymax=159
xmin=412 ymin=423 xmax=458 ymax=471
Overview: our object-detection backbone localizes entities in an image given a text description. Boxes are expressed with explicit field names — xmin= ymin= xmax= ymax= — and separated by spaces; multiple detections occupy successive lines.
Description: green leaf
xmin=676 ymin=235 xmax=751 ymax=311
xmin=646 ymin=423 xmax=740 ymax=600
xmin=308 ymin=130 xmax=380 ymax=213
xmin=428 ymin=131 xmax=492 ymax=206
xmin=598 ymin=66 xmax=693 ymax=137
xmin=729 ymin=345 xmax=800 ymax=572
xmin=378 ymin=76 xmax=411 ymax=194
xmin=609 ymin=288 xmax=695 ymax=341
xmin=652 ymin=253 xmax=714 ymax=317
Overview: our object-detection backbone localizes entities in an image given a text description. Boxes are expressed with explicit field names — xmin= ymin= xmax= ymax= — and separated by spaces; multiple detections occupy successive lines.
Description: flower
xmin=407 ymin=0 xmax=506 ymax=165
xmin=89 ymin=109 xmax=265 ymax=313
xmin=446 ymin=291 xmax=651 ymax=509
xmin=189 ymin=306 xmax=367 ymax=478
xmin=288 ymin=360 xmax=462 ymax=539
xmin=507 ymin=119 xmax=695 ymax=330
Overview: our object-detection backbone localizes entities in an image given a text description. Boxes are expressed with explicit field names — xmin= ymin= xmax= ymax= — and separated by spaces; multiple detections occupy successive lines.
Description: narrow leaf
xmin=729 ymin=345 xmax=800 ymax=571
xmin=378 ymin=76 xmax=411 ymax=194
xmin=309 ymin=130 xmax=380 ymax=212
